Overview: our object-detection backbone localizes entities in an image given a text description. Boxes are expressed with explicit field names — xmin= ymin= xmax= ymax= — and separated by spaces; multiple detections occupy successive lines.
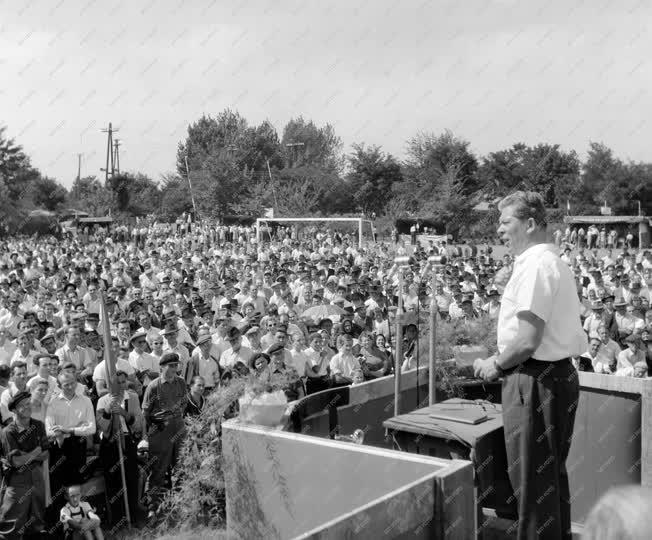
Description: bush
xmin=415 ymin=315 xmax=498 ymax=395
xmin=145 ymin=371 xmax=300 ymax=538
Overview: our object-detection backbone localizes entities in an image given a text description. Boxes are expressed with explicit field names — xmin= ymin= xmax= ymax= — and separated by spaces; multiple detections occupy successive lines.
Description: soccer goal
xmin=255 ymin=217 xmax=376 ymax=248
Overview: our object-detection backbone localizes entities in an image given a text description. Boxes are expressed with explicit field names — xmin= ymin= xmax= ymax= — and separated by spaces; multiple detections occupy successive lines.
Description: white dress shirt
xmin=498 ymin=243 xmax=587 ymax=361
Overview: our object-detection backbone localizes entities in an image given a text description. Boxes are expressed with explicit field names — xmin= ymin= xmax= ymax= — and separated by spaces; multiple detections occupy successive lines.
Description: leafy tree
xmin=176 ymin=110 xmax=248 ymax=177
xmin=0 ymin=126 xmax=35 ymax=201
xmin=274 ymin=165 xmax=350 ymax=216
xmin=69 ymin=176 xmax=112 ymax=215
xmin=478 ymin=143 xmax=580 ymax=206
xmin=231 ymin=177 xmax=273 ymax=218
xmin=580 ymin=142 xmax=629 ymax=213
xmin=238 ymin=120 xmax=284 ymax=172
xmin=275 ymin=179 xmax=321 ymax=217
xmin=193 ymin=155 xmax=248 ymax=218
xmin=347 ymin=144 xmax=402 ymax=216
xmin=281 ymin=117 xmax=343 ymax=172
xmin=111 ymin=172 xmax=161 ymax=216
xmin=405 ymin=130 xmax=479 ymax=194
xmin=320 ymin=176 xmax=356 ymax=215
xmin=418 ymin=165 xmax=473 ymax=235
xmin=30 ymin=176 xmax=68 ymax=211
xmin=627 ymin=162 xmax=652 ymax=215
xmin=159 ymin=173 xmax=194 ymax=220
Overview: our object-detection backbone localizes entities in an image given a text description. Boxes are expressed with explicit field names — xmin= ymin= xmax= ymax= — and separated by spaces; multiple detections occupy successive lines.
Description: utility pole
xmin=266 ymin=159 xmax=279 ymax=213
xmin=100 ymin=122 xmax=118 ymax=182
xmin=184 ymin=155 xmax=198 ymax=220
xmin=113 ymin=139 xmax=121 ymax=175
xmin=285 ymin=142 xmax=305 ymax=167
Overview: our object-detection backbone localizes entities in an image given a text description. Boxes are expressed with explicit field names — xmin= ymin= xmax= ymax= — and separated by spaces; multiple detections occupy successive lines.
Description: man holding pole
xmin=96 ymin=370 xmax=143 ymax=526
xmin=98 ymin=293 xmax=133 ymax=528
xmin=474 ymin=191 xmax=586 ymax=540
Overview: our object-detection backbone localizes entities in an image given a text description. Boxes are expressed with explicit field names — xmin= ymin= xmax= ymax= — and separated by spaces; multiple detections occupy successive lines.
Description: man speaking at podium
xmin=474 ymin=191 xmax=586 ymax=540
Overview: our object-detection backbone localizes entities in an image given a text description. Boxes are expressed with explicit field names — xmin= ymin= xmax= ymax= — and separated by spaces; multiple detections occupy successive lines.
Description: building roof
xmin=78 ymin=217 xmax=113 ymax=224
xmin=564 ymin=215 xmax=649 ymax=225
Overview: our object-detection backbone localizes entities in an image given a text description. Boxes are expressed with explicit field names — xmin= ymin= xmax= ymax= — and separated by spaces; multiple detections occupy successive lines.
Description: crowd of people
xmin=0 ymin=219 xmax=650 ymax=538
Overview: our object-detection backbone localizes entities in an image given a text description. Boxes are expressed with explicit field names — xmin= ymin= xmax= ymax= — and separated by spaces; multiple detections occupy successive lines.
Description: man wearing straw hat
xmin=474 ymin=191 xmax=586 ymax=540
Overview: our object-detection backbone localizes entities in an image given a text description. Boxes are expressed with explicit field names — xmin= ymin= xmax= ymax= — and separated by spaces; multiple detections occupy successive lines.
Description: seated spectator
xmin=357 ymin=331 xmax=390 ymax=379
xmin=185 ymin=376 xmax=206 ymax=417
xmin=616 ymin=335 xmax=646 ymax=377
xmin=60 ymin=485 xmax=104 ymax=540
xmin=250 ymin=352 xmax=270 ymax=376
xmin=187 ymin=334 xmax=221 ymax=391
xmin=583 ymin=485 xmax=652 ymax=540
xmin=329 ymin=334 xmax=361 ymax=386
xmin=575 ymin=337 xmax=600 ymax=372
xmin=219 ymin=327 xmax=253 ymax=371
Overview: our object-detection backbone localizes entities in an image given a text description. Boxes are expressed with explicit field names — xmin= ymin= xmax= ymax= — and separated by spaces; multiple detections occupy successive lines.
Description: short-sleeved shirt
xmin=329 ymin=352 xmax=361 ymax=378
xmin=219 ymin=346 xmax=253 ymax=369
xmin=141 ymin=376 xmax=188 ymax=422
xmin=498 ymin=243 xmax=587 ymax=360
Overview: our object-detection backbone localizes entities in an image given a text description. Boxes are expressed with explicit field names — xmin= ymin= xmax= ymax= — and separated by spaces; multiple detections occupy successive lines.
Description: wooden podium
xmin=383 ymin=399 xmax=517 ymax=521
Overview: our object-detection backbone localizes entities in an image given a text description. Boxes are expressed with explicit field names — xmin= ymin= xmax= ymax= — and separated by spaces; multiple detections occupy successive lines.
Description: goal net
xmin=255 ymin=218 xmax=376 ymax=248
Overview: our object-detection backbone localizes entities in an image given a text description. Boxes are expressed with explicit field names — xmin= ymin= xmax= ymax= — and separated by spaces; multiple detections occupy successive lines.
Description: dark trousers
xmin=100 ymin=435 xmax=141 ymax=527
xmin=502 ymin=358 xmax=579 ymax=540
xmin=306 ymin=376 xmax=331 ymax=395
xmin=147 ymin=419 xmax=186 ymax=511
xmin=48 ymin=436 xmax=87 ymax=507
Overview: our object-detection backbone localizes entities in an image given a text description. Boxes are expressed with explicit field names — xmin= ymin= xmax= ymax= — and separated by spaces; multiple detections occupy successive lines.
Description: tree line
xmin=1 ymin=110 xmax=650 ymax=235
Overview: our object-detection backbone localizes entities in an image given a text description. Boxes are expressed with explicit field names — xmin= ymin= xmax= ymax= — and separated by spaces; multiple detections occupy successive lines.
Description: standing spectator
xmin=46 ymin=372 xmax=96 ymax=511
xmin=140 ymin=352 xmax=188 ymax=519
xmin=0 ymin=361 xmax=29 ymax=425
xmin=0 ymin=391 xmax=49 ymax=538
xmin=55 ymin=326 xmax=94 ymax=371
xmin=96 ymin=370 xmax=143 ymax=526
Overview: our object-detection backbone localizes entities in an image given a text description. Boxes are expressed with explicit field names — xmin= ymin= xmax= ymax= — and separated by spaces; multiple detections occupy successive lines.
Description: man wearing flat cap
xmin=141 ymin=352 xmax=188 ymax=518
xmin=0 ymin=391 xmax=49 ymax=537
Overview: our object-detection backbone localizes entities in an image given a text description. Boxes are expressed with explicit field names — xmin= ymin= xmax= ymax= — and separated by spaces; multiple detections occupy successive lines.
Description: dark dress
xmin=185 ymin=393 xmax=204 ymax=417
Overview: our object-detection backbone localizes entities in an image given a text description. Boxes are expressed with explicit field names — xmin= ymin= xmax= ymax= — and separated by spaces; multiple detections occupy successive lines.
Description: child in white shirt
xmin=60 ymin=485 xmax=104 ymax=540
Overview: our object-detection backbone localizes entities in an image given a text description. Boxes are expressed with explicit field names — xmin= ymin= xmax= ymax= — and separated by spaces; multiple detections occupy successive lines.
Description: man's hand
xmin=473 ymin=356 xmax=501 ymax=382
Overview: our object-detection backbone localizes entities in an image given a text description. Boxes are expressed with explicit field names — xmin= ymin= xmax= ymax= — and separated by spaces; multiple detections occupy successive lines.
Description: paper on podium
xmin=429 ymin=406 xmax=488 ymax=425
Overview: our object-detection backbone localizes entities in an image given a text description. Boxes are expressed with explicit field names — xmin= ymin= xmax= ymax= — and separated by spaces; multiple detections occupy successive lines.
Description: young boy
xmin=60 ymin=485 xmax=104 ymax=540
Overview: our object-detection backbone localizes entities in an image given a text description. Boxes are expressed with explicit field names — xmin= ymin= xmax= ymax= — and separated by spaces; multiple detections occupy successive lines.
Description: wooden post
xmin=394 ymin=256 xmax=410 ymax=417
xmin=428 ymin=255 xmax=446 ymax=406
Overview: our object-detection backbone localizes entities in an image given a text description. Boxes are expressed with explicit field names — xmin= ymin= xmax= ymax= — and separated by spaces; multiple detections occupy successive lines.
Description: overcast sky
xmin=2 ymin=0 xmax=652 ymax=187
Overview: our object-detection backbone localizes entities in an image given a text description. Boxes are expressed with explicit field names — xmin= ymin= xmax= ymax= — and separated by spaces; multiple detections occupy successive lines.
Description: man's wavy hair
xmin=498 ymin=191 xmax=547 ymax=228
